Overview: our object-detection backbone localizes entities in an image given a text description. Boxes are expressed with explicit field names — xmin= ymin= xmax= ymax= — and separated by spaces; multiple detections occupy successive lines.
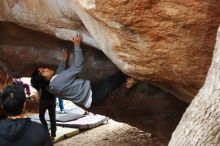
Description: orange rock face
xmin=1 ymin=1 xmax=220 ymax=102
xmin=79 ymin=0 xmax=220 ymax=102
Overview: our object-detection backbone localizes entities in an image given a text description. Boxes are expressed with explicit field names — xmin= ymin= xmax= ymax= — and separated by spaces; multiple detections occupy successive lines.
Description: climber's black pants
xmin=91 ymin=72 xmax=126 ymax=106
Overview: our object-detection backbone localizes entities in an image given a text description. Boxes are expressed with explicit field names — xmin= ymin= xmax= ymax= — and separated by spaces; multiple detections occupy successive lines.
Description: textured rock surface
xmin=0 ymin=22 xmax=119 ymax=79
xmin=169 ymin=26 xmax=220 ymax=146
xmin=0 ymin=0 xmax=220 ymax=102
xmin=0 ymin=69 xmax=9 ymax=91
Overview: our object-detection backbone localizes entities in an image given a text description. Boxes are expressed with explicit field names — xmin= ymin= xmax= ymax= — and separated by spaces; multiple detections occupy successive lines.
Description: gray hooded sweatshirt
xmin=49 ymin=45 xmax=91 ymax=106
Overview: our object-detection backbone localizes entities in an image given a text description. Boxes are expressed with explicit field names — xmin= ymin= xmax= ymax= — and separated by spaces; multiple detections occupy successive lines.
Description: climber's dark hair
xmin=31 ymin=69 xmax=49 ymax=91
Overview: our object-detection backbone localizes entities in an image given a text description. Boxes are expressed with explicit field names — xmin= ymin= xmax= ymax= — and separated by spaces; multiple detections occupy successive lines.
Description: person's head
xmin=38 ymin=67 xmax=54 ymax=81
xmin=0 ymin=85 xmax=26 ymax=116
xmin=31 ymin=68 xmax=51 ymax=91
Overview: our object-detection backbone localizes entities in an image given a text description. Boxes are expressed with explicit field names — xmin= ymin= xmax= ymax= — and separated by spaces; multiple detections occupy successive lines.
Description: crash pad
xmin=56 ymin=113 xmax=84 ymax=122
xmin=56 ymin=114 xmax=109 ymax=129
xmin=53 ymin=126 xmax=79 ymax=143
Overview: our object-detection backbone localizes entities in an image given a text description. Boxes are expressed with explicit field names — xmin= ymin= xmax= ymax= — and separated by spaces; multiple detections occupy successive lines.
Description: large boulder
xmin=1 ymin=0 xmax=220 ymax=102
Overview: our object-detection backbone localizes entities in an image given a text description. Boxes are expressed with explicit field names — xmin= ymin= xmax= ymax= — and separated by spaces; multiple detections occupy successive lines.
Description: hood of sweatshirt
xmin=0 ymin=118 xmax=31 ymax=142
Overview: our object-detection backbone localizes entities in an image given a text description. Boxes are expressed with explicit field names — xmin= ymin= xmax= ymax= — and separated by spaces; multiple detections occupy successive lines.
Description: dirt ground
xmin=55 ymin=119 xmax=167 ymax=146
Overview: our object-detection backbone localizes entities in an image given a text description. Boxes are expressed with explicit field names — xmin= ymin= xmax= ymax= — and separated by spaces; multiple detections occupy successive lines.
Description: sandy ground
xmin=55 ymin=119 xmax=167 ymax=146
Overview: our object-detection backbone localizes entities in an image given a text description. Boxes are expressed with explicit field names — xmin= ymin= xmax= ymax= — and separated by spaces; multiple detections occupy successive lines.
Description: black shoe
xmin=50 ymin=136 xmax=55 ymax=141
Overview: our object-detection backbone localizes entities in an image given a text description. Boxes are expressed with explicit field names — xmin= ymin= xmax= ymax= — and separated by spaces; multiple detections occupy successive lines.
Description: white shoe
xmin=60 ymin=110 xmax=65 ymax=114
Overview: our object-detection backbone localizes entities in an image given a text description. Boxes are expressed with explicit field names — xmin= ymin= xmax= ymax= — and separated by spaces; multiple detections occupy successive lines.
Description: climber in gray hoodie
xmin=31 ymin=33 xmax=126 ymax=109
xmin=0 ymin=85 xmax=52 ymax=146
